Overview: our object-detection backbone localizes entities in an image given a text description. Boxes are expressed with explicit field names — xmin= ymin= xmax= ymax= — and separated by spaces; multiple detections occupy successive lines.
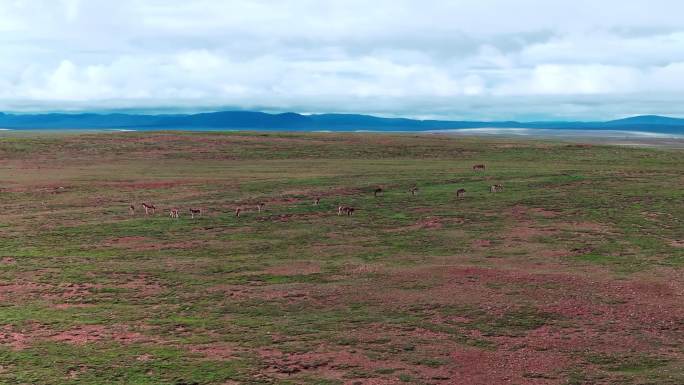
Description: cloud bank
xmin=0 ymin=0 xmax=683 ymax=119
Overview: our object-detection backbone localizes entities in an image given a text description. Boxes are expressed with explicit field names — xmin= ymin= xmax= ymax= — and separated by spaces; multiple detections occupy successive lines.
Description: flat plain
xmin=0 ymin=131 xmax=682 ymax=385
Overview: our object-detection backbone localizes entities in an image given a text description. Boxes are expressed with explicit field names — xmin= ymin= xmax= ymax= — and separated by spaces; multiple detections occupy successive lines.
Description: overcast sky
xmin=1 ymin=0 xmax=683 ymax=120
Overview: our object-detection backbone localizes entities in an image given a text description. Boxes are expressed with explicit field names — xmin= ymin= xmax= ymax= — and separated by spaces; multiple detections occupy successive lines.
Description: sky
xmin=1 ymin=0 xmax=683 ymax=120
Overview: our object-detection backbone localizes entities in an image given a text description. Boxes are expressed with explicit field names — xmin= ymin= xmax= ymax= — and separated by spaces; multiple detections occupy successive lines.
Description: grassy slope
xmin=0 ymin=132 xmax=682 ymax=384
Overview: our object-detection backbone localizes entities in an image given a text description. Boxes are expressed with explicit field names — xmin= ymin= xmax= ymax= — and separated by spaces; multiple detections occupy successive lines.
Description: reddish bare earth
xmin=0 ymin=132 xmax=681 ymax=384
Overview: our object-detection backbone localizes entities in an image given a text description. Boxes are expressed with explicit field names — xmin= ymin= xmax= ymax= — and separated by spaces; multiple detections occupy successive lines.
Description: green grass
xmin=0 ymin=131 xmax=681 ymax=384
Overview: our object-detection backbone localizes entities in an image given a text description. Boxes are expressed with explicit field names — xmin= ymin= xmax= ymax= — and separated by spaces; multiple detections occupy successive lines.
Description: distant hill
xmin=603 ymin=115 xmax=684 ymax=126
xmin=0 ymin=111 xmax=683 ymax=133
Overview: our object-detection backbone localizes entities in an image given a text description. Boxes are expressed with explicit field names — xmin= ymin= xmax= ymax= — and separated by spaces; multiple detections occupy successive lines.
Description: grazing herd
xmin=129 ymin=164 xmax=503 ymax=220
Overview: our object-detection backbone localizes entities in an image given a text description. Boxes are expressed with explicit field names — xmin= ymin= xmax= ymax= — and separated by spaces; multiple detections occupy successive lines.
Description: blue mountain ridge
xmin=0 ymin=111 xmax=682 ymax=133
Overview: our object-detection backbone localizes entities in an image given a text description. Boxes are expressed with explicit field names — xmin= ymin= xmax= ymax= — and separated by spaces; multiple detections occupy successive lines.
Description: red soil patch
xmin=0 ymin=322 xmax=150 ymax=350
xmin=505 ymin=225 xmax=555 ymax=241
xmin=416 ymin=217 xmax=443 ymax=229
xmin=258 ymin=323 xmax=476 ymax=383
xmin=259 ymin=347 xmax=379 ymax=380
xmin=210 ymin=281 xmax=345 ymax=307
xmin=471 ymin=239 xmax=491 ymax=248
xmin=669 ymin=240 xmax=684 ymax=248
xmin=338 ymin=261 xmax=684 ymax=383
xmin=0 ymin=281 xmax=51 ymax=300
xmin=501 ymin=206 xmax=606 ymax=255
xmin=259 ymin=287 xmax=313 ymax=302
xmin=206 ymin=283 xmax=308 ymax=303
xmin=49 ymin=324 xmax=149 ymax=345
xmin=529 ymin=207 xmax=560 ymax=218
xmin=264 ymin=261 xmax=321 ymax=276
xmin=0 ymin=278 xmax=110 ymax=303
xmin=188 ymin=343 xmax=236 ymax=361
xmin=0 ymin=327 xmax=32 ymax=350
xmin=451 ymin=345 xmax=570 ymax=385
xmin=48 ymin=324 xmax=107 ymax=345
xmin=51 ymin=303 xmax=95 ymax=310
xmin=118 ymin=275 xmax=164 ymax=296
xmin=58 ymin=282 xmax=102 ymax=299
xmin=207 ymin=284 xmax=249 ymax=298
xmin=558 ymin=221 xmax=610 ymax=232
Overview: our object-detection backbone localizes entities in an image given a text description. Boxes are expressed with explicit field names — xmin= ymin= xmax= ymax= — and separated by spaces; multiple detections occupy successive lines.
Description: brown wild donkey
xmin=141 ymin=203 xmax=156 ymax=215
xmin=338 ymin=206 xmax=355 ymax=216
xmin=189 ymin=208 xmax=202 ymax=218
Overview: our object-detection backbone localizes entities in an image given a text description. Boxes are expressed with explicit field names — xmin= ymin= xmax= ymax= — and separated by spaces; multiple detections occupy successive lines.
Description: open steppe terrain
xmin=0 ymin=132 xmax=681 ymax=384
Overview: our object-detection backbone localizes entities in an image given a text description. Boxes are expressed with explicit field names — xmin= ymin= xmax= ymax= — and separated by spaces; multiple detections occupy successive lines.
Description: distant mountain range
xmin=0 ymin=111 xmax=683 ymax=133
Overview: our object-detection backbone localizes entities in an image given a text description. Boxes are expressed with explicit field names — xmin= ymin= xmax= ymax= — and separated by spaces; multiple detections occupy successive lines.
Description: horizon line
xmin=0 ymin=109 xmax=681 ymax=123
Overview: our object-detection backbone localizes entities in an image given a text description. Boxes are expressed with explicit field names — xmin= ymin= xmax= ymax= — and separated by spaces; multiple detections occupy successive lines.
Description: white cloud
xmin=0 ymin=0 xmax=683 ymax=119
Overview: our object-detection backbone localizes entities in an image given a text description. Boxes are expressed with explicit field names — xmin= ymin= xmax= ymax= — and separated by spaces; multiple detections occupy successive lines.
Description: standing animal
xmin=472 ymin=164 xmax=486 ymax=171
xmin=339 ymin=206 xmax=355 ymax=216
xmin=256 ymin=202 xmax=265 ymax=212
xmin=374 ymin=187 xmax=384 ymax=197
xmin=129 ymin=204 xmax=135 ymax=215
xmin=235 ymin=207 xmax=242 ymax=217
xmin=189 ymin=208 xmax=202 ymax=218
xmin=337 ymin=205 xmax=344 ymax=216
xmin=170 ymin=208 xmax=179 ymax=218
xmin=409 ymin=186 xmax=418 ymax=196
xmin=490 ymin=184 xmax=504 ymax=193
xmin=314 ymin=197 xmax=321 ymax=205
xmin=456 ymin=188 xmax=466 ymax=198
xmin=141 ymin=203 xmax=156 ymax=215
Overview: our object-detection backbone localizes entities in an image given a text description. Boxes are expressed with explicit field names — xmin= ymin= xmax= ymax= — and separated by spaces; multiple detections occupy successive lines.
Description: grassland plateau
xmin=0 ymin=131 xmax=682 ymax=385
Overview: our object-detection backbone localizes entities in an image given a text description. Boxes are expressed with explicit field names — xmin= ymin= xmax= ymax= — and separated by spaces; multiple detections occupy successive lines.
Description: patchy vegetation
xmin=0 ymin=131 xmax=682 ymax=384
